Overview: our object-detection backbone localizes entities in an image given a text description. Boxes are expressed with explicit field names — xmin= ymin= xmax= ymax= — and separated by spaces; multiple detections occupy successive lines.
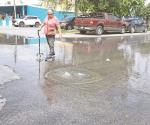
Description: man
xmin=39 ymin=10 xmax=62 ymax=60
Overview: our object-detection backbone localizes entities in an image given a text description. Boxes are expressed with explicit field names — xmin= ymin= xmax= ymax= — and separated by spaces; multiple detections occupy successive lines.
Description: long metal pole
xmin=75 ymin=0 xmax=78 ymax=17
xmin=13 ymin=0 xmax=16 ymax=19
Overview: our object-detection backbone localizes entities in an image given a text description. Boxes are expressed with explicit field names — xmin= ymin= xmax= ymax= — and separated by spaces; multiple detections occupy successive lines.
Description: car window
xmin=114 ymin=16 xmax=120 ymax=21
xmin=108 ymin=14 xmax=115 ymax=21
xmin=133 ymin=19 xmax=139 ymax=24
xmin=26 ymin=16 xmax=37 ymax=19
xmin=32 ymin=17 xmax=37 ymax=19
xmin=26 ymin=17 xmax=31 ymax=19
xmin=138 ymin=20 xmax=143 ymax=24
xmin=79 ymin=13 xmax=104 ymax=18
xmin=63 ymin=17 xmax=74 ymax=21
xmin=93 ymin=14 xmax=104 ymax=19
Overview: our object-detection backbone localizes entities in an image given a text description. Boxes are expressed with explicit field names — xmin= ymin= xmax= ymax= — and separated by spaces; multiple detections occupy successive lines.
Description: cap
xmin=47 ymin=9 xmax=53 ymax=14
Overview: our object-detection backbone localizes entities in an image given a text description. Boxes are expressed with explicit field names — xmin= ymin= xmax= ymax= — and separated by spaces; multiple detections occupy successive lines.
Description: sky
xmin=145 ymin=0 xmax=150 ymax=5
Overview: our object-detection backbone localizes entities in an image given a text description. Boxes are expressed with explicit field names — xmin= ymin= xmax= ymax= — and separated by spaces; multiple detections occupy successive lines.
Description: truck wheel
xmin=143 ymin=27 xmax=147 ymax=33
xmin=80 ymin=30 xmax=86 ymax=34
xmin=130 ymin=26 xmax=135 ymax=33
xmin=67 ymin=25 xmax=72 ymax=30
xmin=19 ymin=22 xmax=25 ymax=27
xmin=35 ymin=22 xmax=40 ymax=27
xmin=96 ymin=26 xmax=103 ymax=35
xmin=121 ymin=26 xmax=126 ymax=34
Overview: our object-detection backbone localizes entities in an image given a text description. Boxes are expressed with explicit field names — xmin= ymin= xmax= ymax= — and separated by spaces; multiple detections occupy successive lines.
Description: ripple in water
xmin=45 ymin=67 xmax=102 ymax=85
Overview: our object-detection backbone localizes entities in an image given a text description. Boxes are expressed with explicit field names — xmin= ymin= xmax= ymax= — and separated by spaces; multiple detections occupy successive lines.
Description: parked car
xmin=60 ymin=16 xmax=75 ymax=30
xmin=74 ymin=12 xmax=128 ymax=35
xmin=125 ymin=18 xmax=148 ymax=33
xmin=13 ymin=16 xmax=41 ymax=27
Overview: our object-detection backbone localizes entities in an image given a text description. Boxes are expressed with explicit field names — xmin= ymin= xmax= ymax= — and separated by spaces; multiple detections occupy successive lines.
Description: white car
xmin=13 ymin=16 xmax=41 ymax=27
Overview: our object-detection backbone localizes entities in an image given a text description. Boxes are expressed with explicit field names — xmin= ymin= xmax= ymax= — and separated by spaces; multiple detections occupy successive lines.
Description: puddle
xmin=118 ymin=37 xmax=150 ymax=94
xmin=1 ymin=33 xmax=150 ymax=124
xmin=0 ymin=34 xmax=46 ymax=45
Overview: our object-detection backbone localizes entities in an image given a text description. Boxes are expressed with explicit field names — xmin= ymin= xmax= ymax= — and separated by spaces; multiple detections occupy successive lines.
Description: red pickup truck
xmin=75 ymin=12 xmax=128 ymax=35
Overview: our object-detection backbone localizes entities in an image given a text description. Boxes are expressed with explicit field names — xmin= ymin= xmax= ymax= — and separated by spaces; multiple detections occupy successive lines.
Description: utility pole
xmin=75 ymin=0 xmax=78 ymax=17
xmin=13 ymin=0 xmax=16 ymax=19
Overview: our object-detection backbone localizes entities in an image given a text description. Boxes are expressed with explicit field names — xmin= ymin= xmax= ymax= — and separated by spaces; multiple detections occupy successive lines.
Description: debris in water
xmin=78 ymin=73 xmax=86 ymax=76
xmin=63 ymin=72 xmax=71 ymax=78
xmin=106 ymin=58 xmax=111 ymax=62
xmin=0 ymin=96 xmax=7 ymax=111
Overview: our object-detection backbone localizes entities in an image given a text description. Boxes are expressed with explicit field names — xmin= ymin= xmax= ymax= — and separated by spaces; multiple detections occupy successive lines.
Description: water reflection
xmin=118 ymin=35 xmax=150 ymax=94
xmin=0 ymin=34 xmax=47 ymax=45
xmin=41 ymin=35 xmax=150 ymax=118
xmin=1 ymin=34 xmax=150 ymax=95
xmin=1 ymin=33 xmax=150 ymax=123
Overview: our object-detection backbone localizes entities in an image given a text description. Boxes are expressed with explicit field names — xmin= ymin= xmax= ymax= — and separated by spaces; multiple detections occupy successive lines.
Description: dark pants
xmin=46 ymin=35 xmax=55 ymax=55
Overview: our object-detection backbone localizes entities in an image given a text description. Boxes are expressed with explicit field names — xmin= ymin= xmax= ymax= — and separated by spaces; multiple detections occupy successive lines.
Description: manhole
xmin=45 ymin=67 xmax=102 ymax=85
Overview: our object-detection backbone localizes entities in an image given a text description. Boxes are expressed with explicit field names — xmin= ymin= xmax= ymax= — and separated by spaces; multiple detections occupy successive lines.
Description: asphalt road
xmin=0 ymin=31 xmax=150 ymax=125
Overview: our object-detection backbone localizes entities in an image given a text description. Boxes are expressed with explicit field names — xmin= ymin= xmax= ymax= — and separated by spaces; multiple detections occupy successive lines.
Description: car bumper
xmin=60 ymin=23 xmax=67 ymax=28
xmin=13 ymin=22 xmax=19 ymax=26
xmin=60 ymin=25 xmax=66 ymax=29
xmin=75 ymin=26 xmax=96 ymax=31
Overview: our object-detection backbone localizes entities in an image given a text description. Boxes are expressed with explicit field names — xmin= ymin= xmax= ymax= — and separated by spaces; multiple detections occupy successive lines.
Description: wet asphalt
xmin=0 ymin=34 xmax=150 ymax=125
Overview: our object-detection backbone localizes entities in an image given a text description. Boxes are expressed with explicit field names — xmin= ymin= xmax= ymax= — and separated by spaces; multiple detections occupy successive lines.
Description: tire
xmin=96 ymin=25 xmax=103 ymax=35
xmin=19 ymin=22 xmax=25 ymax=27
xmin=130 ymin=26 xmax=135 ymax=33
xmin=35 ymin=22 xmax=40 ymax=27
xmin=143 ymin=27 xmax=147 ymax=33
xmin=120 ymin=26 xmax=126 ymax=34
xmin=80 ymin=30 xmax=86 ymax=34
xmin=67 ymin=25 xmax=72 ymax=30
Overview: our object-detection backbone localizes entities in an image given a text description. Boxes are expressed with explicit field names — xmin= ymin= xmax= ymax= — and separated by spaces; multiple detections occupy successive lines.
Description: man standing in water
xmin=39 ymin=10 xmax=62 ymax=60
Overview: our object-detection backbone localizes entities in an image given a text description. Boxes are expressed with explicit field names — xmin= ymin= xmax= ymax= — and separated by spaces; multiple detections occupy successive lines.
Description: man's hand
xmin=38 ymin=28 xmax=41 ymax=32
xmin=37 ymin=28 xmax=41 ymax=36
xmin=59 ymin=33 xmax=62 ymax=40
xmin=38 ymin=24 xmax=45 ymax=32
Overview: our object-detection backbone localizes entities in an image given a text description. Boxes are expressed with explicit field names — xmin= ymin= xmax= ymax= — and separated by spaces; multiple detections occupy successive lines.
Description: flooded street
xmin=0 ymin=34 xmax=150 ymax=125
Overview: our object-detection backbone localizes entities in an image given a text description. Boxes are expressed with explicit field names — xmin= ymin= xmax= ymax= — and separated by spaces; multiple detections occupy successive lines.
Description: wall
xmin=0 ymin=5 xmax=75 ymax=26
xmin=27 ymin=6 xmax=75 ymax=21
xmin=54 ymin=11 xmax=75 ymax=21
xmin=27 ymin=6 xmax=47 ymax=21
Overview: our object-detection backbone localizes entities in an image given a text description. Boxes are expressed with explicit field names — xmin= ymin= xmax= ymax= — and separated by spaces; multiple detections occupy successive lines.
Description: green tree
xmin=78 ymin=0 xmax=144 ymax=16
xmin=41 ymin=0 xmax=145 ymax=17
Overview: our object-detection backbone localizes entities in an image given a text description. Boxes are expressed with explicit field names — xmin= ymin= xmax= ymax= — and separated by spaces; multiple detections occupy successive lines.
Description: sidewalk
xmin=0 ymin=26 xmax=150 ymax=38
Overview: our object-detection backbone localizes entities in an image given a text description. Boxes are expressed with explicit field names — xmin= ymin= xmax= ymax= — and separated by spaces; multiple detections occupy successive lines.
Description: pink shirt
xmin=44 ymin=16 xmax=59 ymax=35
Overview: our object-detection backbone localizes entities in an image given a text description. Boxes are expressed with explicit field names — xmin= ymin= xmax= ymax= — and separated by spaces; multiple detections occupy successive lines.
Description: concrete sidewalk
xmin=0 ymin=26 xmax=150 ymax=38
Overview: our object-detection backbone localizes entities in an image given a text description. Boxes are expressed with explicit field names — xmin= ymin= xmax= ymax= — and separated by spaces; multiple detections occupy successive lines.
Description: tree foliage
xmin=141 ymin=3 xmax=150 ymax=17
xmin=41 ymin=0 xmax=149 ymax=17
xmin=76 ymin=0 xmax=145 ymax=16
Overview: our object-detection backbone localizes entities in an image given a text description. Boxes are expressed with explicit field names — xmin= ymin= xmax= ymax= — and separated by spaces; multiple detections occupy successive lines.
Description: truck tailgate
xmin=75 ymin=17 xmax=94 ymax=26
